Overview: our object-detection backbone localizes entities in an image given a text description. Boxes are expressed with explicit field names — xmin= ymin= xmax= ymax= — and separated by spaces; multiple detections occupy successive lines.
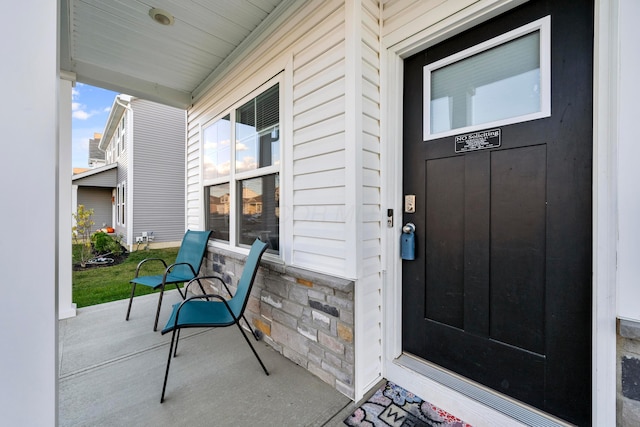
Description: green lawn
xmin=72 ymin=245 xmax=180 ymax=308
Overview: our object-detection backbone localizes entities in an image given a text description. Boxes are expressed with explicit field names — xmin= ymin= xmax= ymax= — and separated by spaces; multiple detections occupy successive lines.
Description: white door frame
xmin=381 ymin=0 xmax=617 ymax=425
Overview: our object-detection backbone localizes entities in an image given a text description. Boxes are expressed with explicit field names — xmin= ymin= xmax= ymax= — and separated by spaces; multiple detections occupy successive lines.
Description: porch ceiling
xmin=59 ymin=0 xmax=296 ymax=108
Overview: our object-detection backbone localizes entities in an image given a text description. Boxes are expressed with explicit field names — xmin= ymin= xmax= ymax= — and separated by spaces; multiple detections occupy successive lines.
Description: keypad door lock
xmin=404 ymin=195 xmax=416 ymax=213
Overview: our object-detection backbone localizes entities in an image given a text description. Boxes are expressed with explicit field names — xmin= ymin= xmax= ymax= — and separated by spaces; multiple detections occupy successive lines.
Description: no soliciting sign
xmin=454 ymin=129 xmax=501 ymax=153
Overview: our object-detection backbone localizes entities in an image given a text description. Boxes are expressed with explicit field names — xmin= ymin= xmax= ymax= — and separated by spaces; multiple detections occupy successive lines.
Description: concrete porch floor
xmin=58 ymin=290 xmax=355 ymax=426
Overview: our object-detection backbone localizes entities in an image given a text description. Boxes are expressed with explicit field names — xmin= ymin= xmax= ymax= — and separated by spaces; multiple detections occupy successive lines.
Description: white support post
xmin=59 ymin=74 xmax=77 ymax=319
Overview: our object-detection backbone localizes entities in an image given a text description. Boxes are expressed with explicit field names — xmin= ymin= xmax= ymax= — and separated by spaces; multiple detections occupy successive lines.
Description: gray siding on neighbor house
xmin=77 ymin=187 xmax=113 ymax=233
xmin=131 ymin=99 xmax=185 ymax=244
xmin=72 ymin=167 xmax=116 ymax=187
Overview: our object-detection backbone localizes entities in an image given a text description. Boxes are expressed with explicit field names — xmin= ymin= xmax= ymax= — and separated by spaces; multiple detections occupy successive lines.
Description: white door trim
xmin=380 ymin=0 xmax=617 ymax=425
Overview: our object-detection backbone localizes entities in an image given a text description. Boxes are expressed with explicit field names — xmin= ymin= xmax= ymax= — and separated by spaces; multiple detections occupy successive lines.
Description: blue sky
xmin=72 ymin=83 xmax=118 ymax=169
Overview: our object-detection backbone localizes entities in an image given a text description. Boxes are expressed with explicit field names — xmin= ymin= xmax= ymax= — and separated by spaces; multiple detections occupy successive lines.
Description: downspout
xmin=114 ymin=96 xmax=135 ymax=251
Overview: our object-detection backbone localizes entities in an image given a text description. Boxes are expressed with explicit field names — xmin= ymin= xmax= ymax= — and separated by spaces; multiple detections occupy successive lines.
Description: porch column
xmin=59 ymin=73 xmax=77 ymax=319
xmin=0 ymin=0 xmax=58 ymax=424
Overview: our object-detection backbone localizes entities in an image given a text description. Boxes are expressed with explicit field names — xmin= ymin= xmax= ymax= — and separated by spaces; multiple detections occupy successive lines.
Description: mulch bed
xmin=73 ymin=251 xmax=129 ymax=271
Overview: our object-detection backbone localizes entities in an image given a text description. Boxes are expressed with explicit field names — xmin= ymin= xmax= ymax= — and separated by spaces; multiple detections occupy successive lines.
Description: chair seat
xmin=162 ymin=300 xmax=235 ymax=334
xmin=130 ymin=273 xmax=194 ymax=289
xmin=126 ymin=230 xmax=213 ymax=332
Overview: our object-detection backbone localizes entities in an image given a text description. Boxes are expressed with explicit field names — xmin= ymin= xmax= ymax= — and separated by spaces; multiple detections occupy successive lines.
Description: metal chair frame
xmin=160 ymin=238 xmax=269 ymax=403
xmin=125 ymin=230 xmax=212 ymax=331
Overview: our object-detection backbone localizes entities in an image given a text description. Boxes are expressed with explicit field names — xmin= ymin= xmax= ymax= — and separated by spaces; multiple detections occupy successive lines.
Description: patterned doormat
xmin=344 ymin=381 xmax=472 ymax=427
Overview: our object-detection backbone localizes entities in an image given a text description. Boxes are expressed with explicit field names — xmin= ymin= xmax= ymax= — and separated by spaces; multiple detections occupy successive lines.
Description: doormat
xmin=344 ymin=381 xmax=472 ymax=427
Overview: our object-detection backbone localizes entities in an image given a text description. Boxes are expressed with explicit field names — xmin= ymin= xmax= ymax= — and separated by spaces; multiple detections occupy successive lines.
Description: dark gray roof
xmin=88 ymin=134 xmax=104 ymax=161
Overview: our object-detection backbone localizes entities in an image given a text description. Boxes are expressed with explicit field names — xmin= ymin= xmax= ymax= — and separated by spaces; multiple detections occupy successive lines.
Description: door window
xmin=424 ymin=16 xmax=550 ymax=140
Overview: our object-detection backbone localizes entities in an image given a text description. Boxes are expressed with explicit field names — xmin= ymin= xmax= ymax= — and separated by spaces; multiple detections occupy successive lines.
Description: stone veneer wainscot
xmin=199 ymin=245 xmax=356 ymax=399
xmin=618 ymin=319 xmax=640 ymax=425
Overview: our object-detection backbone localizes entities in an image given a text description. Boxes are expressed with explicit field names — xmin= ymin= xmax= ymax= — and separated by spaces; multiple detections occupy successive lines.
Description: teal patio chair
xmin=126 ymin=230 xmax=212 ymax=331
xmin=160 ymin=238 xmax=269 ymax=403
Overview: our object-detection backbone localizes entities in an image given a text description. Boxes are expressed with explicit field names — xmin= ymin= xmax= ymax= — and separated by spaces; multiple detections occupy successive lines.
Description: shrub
xmin=91 ymin=231 xmax=124 ymax=256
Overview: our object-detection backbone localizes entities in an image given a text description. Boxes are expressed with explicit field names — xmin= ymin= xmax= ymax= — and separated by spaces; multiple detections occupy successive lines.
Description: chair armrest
xmin=183 ymin=275 xmax=225 ymax=295
xmin=164 ymin=261 xmax=198 ymax=278
xmin=183 ymin=293 xmax=226 ymax=303
xmin=134 ymin=258 xmax=168 ymax=277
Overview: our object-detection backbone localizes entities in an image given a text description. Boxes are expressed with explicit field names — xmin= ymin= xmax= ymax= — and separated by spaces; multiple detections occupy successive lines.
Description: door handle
xmin=401 ymin=222 xmax=416 ymax=260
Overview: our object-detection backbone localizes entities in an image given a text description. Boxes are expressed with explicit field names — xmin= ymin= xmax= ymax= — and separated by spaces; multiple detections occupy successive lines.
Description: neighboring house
xmin=72 ymin=163 xmax=118 ymax=235
xmin=72 ymin=95 xmax=186 ymax=250
xmin=87 ymin=133 xmax=105 ymax=168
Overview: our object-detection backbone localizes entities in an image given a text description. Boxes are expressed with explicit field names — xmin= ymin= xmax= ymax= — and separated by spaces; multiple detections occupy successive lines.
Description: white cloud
xmin=73 ymin=109 xmax=91 ymax=120
xmin=72 ymin=101 xmax=104 ymax=120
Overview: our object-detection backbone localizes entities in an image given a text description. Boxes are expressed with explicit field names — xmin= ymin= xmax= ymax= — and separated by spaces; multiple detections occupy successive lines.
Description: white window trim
xmin=120 ymin=116 xmax=126 ymax=152
xmin=120 ymin=181 xmax=125 ymax=226
xmin=423 ymin=15 xmax=551 ymax=141
xmin=201 ymin=74 xmax=283 ymax=253
xmin=116 ymin=183 xmax=121 ymax=224
xmin=115 ymin=181 xmax=126 ymax=226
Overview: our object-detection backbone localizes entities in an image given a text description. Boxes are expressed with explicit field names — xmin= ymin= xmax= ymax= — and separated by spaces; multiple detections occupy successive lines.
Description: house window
xmin=116 ymin=184 xmax=120 ymax=224
xmin=120 ymin=116 xmax=126 ymax=152
xmin=203 ymin=81 xmax=280 ymax=253
xmin=121 ymin=183 xmax=125 ymax=226
xmin=115 ymin=130 xmax=120 ymax=157
xmin=423 ymin=16 xmax=551 ymax=140
xmin=117 ymin=182 xmax=126 ymax=225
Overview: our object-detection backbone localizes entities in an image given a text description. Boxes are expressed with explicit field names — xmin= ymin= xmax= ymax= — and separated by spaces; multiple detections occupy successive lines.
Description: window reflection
xmin=236 ymin=85 xmax=280 ymax=173
xmin=206 ymin=183 xmax=230 ymax=242
xmin=238 ymin=174 xmax=279 ymax=252
xmin=203 ymin=115 xmax=231 ymax=180
xmin=203 ymin=83 xmax=280 ymax=254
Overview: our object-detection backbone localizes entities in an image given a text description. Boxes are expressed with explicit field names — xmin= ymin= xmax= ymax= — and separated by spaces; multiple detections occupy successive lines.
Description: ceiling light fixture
xmin=149 ymin=8 xmax=174 ymax=26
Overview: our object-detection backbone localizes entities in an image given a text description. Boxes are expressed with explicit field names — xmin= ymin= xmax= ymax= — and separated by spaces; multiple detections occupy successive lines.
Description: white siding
xmin=187 ymin=0 xmax=385 ymax=400
xmin=292 ymin=2 xmax=348 ymax=275
xmin=187 ymin=0 xmax=350 ymax=276
xmin=382 ymin=0 xmax=478 ymax=47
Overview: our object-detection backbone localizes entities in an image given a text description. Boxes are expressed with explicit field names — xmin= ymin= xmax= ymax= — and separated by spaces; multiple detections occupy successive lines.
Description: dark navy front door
xmin=402 ymin=1 xmax=593 ymax=425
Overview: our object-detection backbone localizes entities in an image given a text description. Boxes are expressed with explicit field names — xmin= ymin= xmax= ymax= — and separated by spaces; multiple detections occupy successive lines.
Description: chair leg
xmin=196 ymin=279 xmax=207 ymax=297
xmin=154 ymin=288 xmax=165 ymax=332
xmin=241 ymin=315 xmax=260 ymax=341
xmin=173 ymin=329 xmax=181 ymax=357
xmin=125 ymin=283 xmax=137 ymax=321
xmin=219 ymin=281 xmax=257 ymax=340
xmin=236 ymin=322 xmax=269 ymax=376
xmin=161 ymin=328 xmax=179 ymax=403
xmin=175 ymin=283 xmax=185 ymax=300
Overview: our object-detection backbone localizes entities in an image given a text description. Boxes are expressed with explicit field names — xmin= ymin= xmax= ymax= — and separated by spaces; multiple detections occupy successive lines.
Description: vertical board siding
xmin=131 ymin=99 xmax=185 ymax=243
xmin=186 ymin=137 xmax=202 ymax=230
xmin=359 ymin=0 xmax=384 ymax=396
